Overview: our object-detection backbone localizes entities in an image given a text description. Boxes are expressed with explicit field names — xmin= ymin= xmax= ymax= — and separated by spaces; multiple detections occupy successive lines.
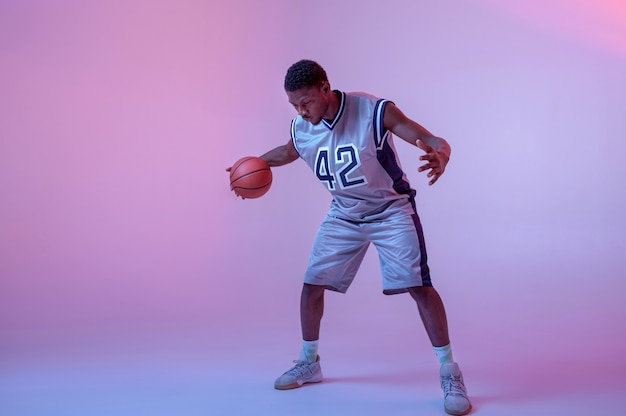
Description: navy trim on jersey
xmin=322 ymin=91 xmax=345 ymax=130
xmin=373 ymin=99 xmax=393 ymax=149
xmin=373 ymin=99 xmax=415 ymax=199
xmin=373 ymin=99 xmax=386 ymax=149
xmin=376 ymin=136 xmax=416 ymax=199
xmin=290 ymin=119 xmax=302 ymax=157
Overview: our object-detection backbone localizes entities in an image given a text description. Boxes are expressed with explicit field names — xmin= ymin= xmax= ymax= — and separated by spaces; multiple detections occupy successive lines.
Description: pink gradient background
xmin=1 ymin=1 xmax=625 ymax=415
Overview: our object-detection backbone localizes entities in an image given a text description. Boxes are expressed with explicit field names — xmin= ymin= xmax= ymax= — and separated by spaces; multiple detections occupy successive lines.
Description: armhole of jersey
xmin=373 ymin=99 xmax=392 ymax=150
xmin=290 ymin=119 xmax=301 ymax=157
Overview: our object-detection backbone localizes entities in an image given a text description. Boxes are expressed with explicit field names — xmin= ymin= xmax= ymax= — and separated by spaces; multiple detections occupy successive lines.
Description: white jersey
xmin=290 ymin=91 xmax=416 ymax=222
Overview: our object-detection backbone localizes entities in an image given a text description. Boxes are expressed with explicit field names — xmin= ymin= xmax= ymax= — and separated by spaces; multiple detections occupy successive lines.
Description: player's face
xmin=286 ymin=83 xmax=331 ymax=125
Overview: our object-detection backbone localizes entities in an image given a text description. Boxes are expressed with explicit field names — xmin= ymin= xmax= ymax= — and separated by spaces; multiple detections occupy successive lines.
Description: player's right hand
xmin=225 ymin=167 xmax=246 ymax=199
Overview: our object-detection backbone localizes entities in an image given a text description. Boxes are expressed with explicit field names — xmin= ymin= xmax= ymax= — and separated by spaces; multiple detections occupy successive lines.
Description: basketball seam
xmin=229 ymin=169 xmax=271 ymax=186
xmin=229 ymin=156 xmax=256 ymax=179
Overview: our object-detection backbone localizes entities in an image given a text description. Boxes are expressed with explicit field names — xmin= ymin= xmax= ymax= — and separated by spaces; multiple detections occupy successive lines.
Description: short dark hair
xmin=284 ymin=59 xmax=328 ymax=92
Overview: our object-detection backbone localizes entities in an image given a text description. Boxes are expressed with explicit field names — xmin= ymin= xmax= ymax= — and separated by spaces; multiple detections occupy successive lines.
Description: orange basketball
xmin=229 ymin=156 xmax=272 ymax=199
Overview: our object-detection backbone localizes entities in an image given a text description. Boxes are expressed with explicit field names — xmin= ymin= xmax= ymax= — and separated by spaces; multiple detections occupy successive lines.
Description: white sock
xmin=433 ymin=343 xmax=454 ymax=365
xmin=299 ymin=339 xmax=319 ymax=363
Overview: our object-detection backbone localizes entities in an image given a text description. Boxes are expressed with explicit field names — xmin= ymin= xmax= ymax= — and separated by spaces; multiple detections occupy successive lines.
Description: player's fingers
xmin=419 ymin=159 xmax=442 ymax=172
xmin=418 ymin=162 xmax=432 ymax=172
xmin=231 ymin=189 xmax=246 ymax=200
xmin=426 ymin=169 xmax=438 ymax=183
xmin=429 ymin=168 xmax=446 ymax=185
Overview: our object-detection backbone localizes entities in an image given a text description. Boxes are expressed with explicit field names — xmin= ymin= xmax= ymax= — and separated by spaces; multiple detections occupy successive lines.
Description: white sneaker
xmin=440 ymin=362 xmax=472 ymax=415
xmin=274 ymin=355 xmax=323 ymax=390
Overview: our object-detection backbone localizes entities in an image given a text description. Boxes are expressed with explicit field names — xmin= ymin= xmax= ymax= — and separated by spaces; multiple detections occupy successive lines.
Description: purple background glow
xmin=1 ymin=1 xmax=625 ymax=415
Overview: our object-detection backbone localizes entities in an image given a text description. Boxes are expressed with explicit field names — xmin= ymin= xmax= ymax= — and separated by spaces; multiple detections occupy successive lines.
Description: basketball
xmin=229 ymin=156 xmax=273 ymax=199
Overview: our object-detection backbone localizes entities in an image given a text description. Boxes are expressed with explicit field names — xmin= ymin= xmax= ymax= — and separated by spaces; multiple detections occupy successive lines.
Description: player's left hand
xmin=417 ymin=140 xmax=449 ymax=186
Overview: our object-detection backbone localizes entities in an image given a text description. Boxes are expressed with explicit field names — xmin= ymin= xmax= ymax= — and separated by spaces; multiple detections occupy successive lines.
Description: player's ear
xmin=321 ymin=81 xmax=330 ymax=94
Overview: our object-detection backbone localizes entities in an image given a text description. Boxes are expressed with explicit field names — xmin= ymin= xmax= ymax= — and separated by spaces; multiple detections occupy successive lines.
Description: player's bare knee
xmin=408 ymin=285 xmax=431 ymax=301
xmin=302 ymin=283 xmax=325 ymax=299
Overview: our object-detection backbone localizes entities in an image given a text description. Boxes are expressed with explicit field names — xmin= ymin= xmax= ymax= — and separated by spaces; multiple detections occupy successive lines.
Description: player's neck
xmin=323 ymin=90 xmax=341 ymax=123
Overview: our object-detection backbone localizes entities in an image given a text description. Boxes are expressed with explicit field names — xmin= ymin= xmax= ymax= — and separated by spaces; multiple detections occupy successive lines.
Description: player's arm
xmin=383 ymin=102 xmax=451 ymax=186
xmin=259 ymin=138 xmax=299 ymax=167
xmin=225 ymin=139 xmax=298 ymax=177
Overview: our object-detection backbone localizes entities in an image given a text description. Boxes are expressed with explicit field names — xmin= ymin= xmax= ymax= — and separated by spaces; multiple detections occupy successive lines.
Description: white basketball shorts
xmin=303 ymin=209 xmax=432 ymax=294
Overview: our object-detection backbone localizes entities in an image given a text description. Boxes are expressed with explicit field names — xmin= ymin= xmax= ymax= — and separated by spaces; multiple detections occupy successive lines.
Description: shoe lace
xmin=441 ymin=375 xmax=466 ymax=397
xmin=285 ymin=360 xmax=310 ymax=376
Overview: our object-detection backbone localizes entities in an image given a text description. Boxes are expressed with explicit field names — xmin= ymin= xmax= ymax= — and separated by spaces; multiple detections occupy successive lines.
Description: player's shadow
xmin=322 ymin=369 xmax=430 ymax=386
xmin=319 ymin=370 xmax=474 ymax=413
xmin=315 ymin=357 xmax=614 ymax=414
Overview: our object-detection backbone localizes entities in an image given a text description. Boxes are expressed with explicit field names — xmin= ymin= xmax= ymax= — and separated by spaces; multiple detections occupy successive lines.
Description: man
xmin=228 ymin=59 xmax=471 ymax=416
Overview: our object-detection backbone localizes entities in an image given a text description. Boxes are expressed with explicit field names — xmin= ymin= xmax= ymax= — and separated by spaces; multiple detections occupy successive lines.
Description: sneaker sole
xmin=274 ymin=377 xmax=323 ymax=390
xmin=444 ymin=403 xmax=472 ymax=416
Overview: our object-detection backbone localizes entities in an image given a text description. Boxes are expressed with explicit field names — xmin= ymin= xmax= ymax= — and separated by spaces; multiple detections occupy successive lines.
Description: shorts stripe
xmin=410 ymin=212 xmax=432 ymax=287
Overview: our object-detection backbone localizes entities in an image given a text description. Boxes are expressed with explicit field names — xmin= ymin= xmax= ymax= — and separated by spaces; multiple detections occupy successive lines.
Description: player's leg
xmin=407 ymin=279 xmax=471 ymax=412
xmin=274 ymin=283 xmax=325 ymax=391
xmin=274 ymin=215 xmax=368 ymax=390
xmin=408 ymin=286 xmax=449 ymax=348
xmin=370 ymin=210 xmax=471 ymax=415
xmin=301 ymin=283 xmax=325 ymax=342
xmin=408 ymin=287 xmax=470 ymax=415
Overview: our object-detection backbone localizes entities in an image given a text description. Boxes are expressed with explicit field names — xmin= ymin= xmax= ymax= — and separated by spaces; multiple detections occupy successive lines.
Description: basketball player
xmin=229 ymin=59 xmax=471 ymax=415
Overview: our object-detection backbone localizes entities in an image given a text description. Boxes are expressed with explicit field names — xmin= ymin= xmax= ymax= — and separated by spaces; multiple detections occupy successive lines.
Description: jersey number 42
xmin=315 ymin=145 xmax=367 ymax=191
